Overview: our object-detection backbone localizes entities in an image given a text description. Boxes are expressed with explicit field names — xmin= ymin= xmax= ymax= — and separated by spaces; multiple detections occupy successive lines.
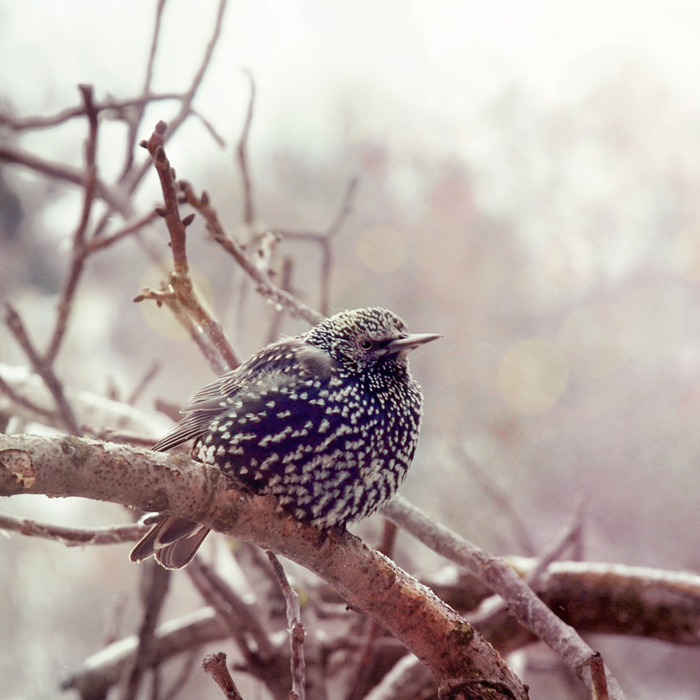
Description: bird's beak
xmin=385 ymin=333 xmax=442 ymax=357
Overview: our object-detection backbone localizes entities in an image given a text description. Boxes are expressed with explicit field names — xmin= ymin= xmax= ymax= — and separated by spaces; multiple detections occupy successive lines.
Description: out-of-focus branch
xmin=186 ymin=558 xmax=285 ymax=692
xmin=62 ymin=558 xmax=700 ymax=699
xmin=0 ymin=141 xmax=131 ymax=216
xmin=120 ymin=562 xmax=171 ymax=700
xmin=237 ymin=69 xmax=256 ymax=227
xmin=0 ymin=514 xmax=147 ymax=546
xmin=0 ymin=363 xmax=169 ymax=437
xmin=275 ymin=178 xmax=357 ymax=316
xmin=45 ymin=85 xmax=100 ymax=365
xmin=3 ymin=306 xmax=81 ymax=435
xmin=180 ymin=181 xmax=324 ymax=326
xmin=62 ymin=608 xmax=228 ymax=698
xmin=118 ymin=0 xmax=168 ymax=180
xmin=0 ymin=433 xmax=528 ymax=700
xmin=128 ymin=0 xmax=229 ymax=192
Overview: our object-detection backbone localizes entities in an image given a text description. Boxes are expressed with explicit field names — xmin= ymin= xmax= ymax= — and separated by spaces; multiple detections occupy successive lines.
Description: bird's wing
xmin=152 ymin=339 xmax=337 ymax=453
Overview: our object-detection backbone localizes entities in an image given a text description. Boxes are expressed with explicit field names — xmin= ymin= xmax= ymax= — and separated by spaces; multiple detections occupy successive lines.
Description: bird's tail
xmin=130 ymin=516 xmax=210 ymax=569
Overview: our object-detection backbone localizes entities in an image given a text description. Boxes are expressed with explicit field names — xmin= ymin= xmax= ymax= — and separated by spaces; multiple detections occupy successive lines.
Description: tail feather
xmin=130 ymin=516 xmax=210 ymax=569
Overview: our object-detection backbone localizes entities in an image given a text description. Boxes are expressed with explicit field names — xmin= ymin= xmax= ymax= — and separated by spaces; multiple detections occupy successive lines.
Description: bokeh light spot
xmin=496 ymin=338 xmax=569 ymax=415
xmin=356 ymin=225 xmax=408 ymax=273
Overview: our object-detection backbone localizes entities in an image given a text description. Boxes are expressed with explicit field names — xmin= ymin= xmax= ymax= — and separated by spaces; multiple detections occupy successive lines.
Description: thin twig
xmin=86 ymin=210 xmax=159 ymax=253
xmin=187 ymin=558 xmax=279 ymax=663
xmin=129 ymin=0 xmax=229 ymax=191
xmin=0 ymin=374 xmax=56 ymax=423
xmin=144 ymin=121 xmax=240 ymax=371
xmin=0 ymin=92 xmax=186 ymax=131
xmin=0 ymin=141 xmax=130 ymax=215
xmin=452 ymin=444 xmax=536 ymax=556
xmin=0 ymin=513 xmax=148 ymax=545
xmin=45 ymin=84 xmax=100 ymax=365
xmin=126 ymin=361 xmax=160 ymax=406
xmin=202 ymin=653 xmax=245 ymax=700
xmin=180 ymin=181 xmax=324 ymax=326
xmin=273 ymin=177 xmax=357 ymax=315
xmin=237 ymin=69 xmax=256 ymax=227
xmin=118 ymin=0 xmax=168 ymax=181
xmin=120 ymin=562 xmax=171 ymax=700
xmin=4 ymin=304 xmax=81 ymax=435
xmin=267 ymin=552 xmax=306 ymax=700
xmin=161 ymin=648 xmax=202 ymax=700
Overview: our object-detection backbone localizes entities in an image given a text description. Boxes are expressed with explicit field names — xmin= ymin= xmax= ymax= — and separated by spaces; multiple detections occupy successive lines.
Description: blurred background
xmin=2 ymin=0 xmax=700 ymax=698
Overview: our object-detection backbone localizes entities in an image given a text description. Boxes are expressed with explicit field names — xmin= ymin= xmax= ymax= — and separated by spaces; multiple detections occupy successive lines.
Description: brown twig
xmin=202 ymin=653 xmax=245 ymax=700
xmin=0 ymin=513 xmax=147 ymax=545
xmin=129 ymin=0 xmax=229 ymax=192
xmin=45 ymin=85 xmax=100 ymax=365
xmin=126 ymin=361 xmax=161 ymax=406
xmin=86 ymin=210 xmax=159 ymax=253
xmin=4 ymin=305 xmax=81 ymax=435
xmin=452 ymin=444 xmax=536 ymax=556
xmin=180 ymin=181 xmax=324 ymax=326
xmin=273 ymin=177 xmax=357 ymax=316
xmin=0 ymin=141 xmax=130 ymax=215
xmin=187 ymin=558 xmax=279 ymax=663
xmin=237 ymin=69 xmax=256 ymax=227
xmin=118 ymin=0 xmax=168 ymax=181
xmin=143 ymin=121 xmax=240 ymax=371
xmin=0 ymin=374 xmax=55 ymax=423
xmin=186 ymin=559 xmax=288 ymax=697
xmin=120 ymin=562 xmax=171 ymax=700
xmin=0 ymin=92 xmax=186 ymax=131
xmin=267 ymin=552 xmax=306 ymax=700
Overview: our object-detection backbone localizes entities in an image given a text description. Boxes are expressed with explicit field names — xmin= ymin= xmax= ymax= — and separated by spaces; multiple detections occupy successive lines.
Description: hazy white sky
xmin=3 ymin=0 xmax=700 ymax=122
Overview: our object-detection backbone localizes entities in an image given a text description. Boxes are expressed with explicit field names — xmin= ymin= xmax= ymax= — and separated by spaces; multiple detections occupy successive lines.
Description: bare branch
xmin=383 ymin=495 xmax=627 ymax=700
xmin=45 ymin=85 xmax=100 ymax=365
xmin=180 ymin=181 xmax=324 ymax=326
xmin=237 ymin=69 xmax=256 ymax=227
xmin=0 ymin=513 xmax=147 ymax=546
xmin=0 ymin=362 xmax=168 ymax=437
xmin=267 ymin=552 xmax=306 ymax=700
xmin=120 ymin=562 xmax=171 ymax=700
xmin=0 ymin=141 xmax=131 ymax=216
xmin=144 ymin=122 xmax=240 ymax=371
xmin=273 ymin=177 xmax=357 ymax=316
xmin=4 ymin=305 xmax=81 ymax=435
xmin=0 ymin=433 xmax=528 ymax=700
xmin=202 ymin=653 xmax=245 ymax=700
xmin=128 ymin=0 xmax=229 ymax=191
xmin=86 ymin=210 xmax=159 ymax=253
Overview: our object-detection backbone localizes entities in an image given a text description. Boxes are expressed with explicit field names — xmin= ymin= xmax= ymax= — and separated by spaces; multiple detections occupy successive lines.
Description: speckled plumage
xmin=130 ymin=307 xmax=439 ymax=569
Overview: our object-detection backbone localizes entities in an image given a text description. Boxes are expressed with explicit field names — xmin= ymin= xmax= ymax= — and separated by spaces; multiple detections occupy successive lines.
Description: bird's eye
xmin=360 ymin=339 xmax=374 ymax=350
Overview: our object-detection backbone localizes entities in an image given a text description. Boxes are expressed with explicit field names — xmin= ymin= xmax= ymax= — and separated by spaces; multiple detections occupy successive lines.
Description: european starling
xmin=130 ymin=307 xmax=440 ymax=569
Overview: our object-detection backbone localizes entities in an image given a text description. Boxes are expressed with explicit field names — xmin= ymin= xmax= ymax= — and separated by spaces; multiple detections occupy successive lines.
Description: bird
xmin=130 ymin=307 xmax=440 ymax=569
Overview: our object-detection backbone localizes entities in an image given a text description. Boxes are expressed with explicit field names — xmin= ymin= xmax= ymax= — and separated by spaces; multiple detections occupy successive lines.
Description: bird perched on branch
xmin=130 ymin=307 xmax=440 ymax=569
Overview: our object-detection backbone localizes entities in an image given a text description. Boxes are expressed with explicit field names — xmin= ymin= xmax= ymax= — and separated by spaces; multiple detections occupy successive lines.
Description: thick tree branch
xmin=383 ymin=497 xmax=625 ymax=700
xmin=0 ymin=433 xmax=527 ymax=700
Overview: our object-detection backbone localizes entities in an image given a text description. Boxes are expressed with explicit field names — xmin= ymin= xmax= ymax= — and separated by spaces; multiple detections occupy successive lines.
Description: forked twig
xmin=179 ymin=181 xmax=324 ymax=326
xmin=267 ymin=552 xmax=306 ymax=700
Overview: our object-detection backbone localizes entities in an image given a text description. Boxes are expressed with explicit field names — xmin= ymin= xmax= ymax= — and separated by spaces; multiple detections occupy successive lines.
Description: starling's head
xmin=306 ymin=307 xmax=440 ymax=375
